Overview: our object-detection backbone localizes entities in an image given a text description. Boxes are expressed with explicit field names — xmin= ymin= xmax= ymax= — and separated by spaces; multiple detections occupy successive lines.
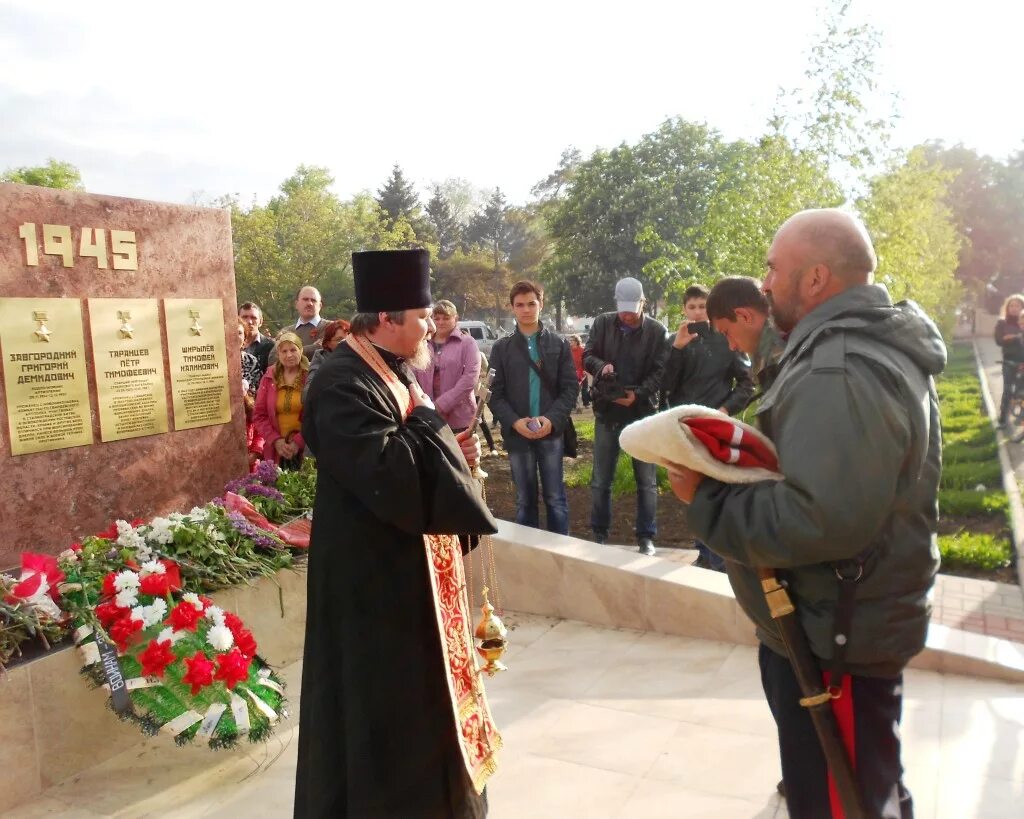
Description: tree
xmin=231 ymin=165 xmax=404 ymax=328
xmin=542 ymin=118 xmax=728 ymax=317
xmin=922 ymin=142 xmax=1024 ymax=298
xmin=693 ymin=135 xmax=842 ymax=281
xmin=464 ymin=189 xmax=519 ymax=323
xmin=425 ymin=186 xmax=460 ymax=260
xmin=857 ymin=147 xmax=963 ymax=332
xmin=773 ymin=0 xmax=897 ymax=194
xmin=378 ymin=162 xmax=421 ymax=228
xmin=2 ymin=158 xmax=84 ymax=190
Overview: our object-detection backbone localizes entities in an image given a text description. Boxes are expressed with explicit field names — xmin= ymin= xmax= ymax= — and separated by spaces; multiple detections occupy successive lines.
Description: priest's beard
xmin=407 ymin=339 xmax=432 ymax=371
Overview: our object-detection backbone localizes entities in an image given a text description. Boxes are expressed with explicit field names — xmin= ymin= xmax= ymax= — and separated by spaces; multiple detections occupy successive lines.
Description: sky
xmin=1 ymin=0 xmax=1022 ymax=208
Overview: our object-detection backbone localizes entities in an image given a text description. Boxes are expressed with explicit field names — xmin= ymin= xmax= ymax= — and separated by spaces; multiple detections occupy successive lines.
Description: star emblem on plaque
xmin=32 ymin=310 xmax=52 ymax=342
xmin=188 ymin=309 xmax=202 ymax=336
xmin=117 ymin=310 xmax=134 ymax=340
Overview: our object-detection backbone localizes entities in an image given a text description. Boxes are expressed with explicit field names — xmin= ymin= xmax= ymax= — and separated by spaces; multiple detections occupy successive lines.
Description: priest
xmin=294 ymin=248 xmax=502 ymax=818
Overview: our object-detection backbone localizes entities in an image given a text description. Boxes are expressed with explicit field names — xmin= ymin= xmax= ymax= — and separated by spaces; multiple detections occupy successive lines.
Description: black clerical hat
xmin=353 ymin=249 xmax=432 ymax=312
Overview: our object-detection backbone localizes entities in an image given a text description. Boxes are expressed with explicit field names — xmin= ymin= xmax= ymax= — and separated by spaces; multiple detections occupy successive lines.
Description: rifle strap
xmin=827 ymin=547 xmax=872 ymax=698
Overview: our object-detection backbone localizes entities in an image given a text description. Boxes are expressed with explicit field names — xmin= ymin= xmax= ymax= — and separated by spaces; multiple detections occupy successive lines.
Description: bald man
xmin=670 ymin=209 xmax=945 ymax=818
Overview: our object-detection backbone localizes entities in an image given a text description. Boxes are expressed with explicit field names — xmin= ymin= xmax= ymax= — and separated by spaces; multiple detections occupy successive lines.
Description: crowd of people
xmin=236 ymin=210 xmax=943 ymax=819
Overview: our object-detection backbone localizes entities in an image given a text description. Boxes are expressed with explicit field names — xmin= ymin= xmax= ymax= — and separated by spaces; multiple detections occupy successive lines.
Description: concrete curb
xmin=970 ymin=339 xmax=1024 ymax=598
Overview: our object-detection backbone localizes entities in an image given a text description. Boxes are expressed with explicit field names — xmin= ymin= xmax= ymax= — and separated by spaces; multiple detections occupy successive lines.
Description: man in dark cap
xmin=295 ymin=249 xmax=502 ymax=818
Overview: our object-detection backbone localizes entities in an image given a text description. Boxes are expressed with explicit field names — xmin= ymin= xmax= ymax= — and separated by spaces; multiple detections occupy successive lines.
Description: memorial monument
xmin=0 ymin=183 xmax=247 ymax=569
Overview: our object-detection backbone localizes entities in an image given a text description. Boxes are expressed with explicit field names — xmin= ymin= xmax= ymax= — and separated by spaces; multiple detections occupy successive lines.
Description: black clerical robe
xmin=295 ymin=342 xmax=500 ymax=819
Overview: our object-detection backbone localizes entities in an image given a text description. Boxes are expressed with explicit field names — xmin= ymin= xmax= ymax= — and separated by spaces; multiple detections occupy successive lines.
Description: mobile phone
xmin=687 ymin=321 xmax=710 ymax=337
xmin=526 ymin=419 xmax=542 ymax=432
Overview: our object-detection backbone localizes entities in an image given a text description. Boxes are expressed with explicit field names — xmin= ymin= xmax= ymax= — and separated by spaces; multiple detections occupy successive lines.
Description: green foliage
xmin=922 ymin=142 xmax=1024 ymax=296
xmin=425 ymin=186 xmax=461 ymax=259
xmin=773 ymin=0 xmax=896 ymax=185
xmin=937 ymin=490 xmax=1008 ymax=518
xmin=230 ymin=166 xmax=410 ymax=328
xmin=566 ymin=451 xmax=671 ymax=496
xmin=943 ymin=441 xmax=998 ymax=464
xmin=857 ymin=147 xmax=963 ymax=333
xmin=376 ymin=163 xmax=427 ymax=237
xmin=1 ymin=158 xmax=84 ymax=190
xmin=938 ymin=532 xmax=1013 ymax=571
xmin=940 ymin=459 xmax=1002 ymax=491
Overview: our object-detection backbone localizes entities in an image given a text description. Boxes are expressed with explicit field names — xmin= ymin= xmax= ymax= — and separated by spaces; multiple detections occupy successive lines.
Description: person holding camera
xmin=490 ymin=280 xmax=579 ymax=535
xmin=584 ymin=277 xmax=668 ymax=554
xmin=663 ymin=283 xmax=754 ymax=570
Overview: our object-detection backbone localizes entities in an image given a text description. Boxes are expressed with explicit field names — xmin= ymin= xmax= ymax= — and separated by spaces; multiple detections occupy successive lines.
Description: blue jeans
xmin=696 ymin=540 xmax=726 ymax=572
xmin=590 ymin=418 xmax=657 ymax=540
xmin=508 ymin=435 xmax=569 ymax=535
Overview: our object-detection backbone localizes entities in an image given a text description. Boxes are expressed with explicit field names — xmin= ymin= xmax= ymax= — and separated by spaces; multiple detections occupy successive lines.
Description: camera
xmin=591 ymin=372 xmax=629 ymax=402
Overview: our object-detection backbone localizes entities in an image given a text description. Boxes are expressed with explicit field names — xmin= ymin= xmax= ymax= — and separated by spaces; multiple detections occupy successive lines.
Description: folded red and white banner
xmin=620 ymin=405 xmax=783 ymax=484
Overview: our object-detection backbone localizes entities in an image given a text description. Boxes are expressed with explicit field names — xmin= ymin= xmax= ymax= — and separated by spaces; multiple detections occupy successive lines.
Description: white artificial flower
xmin=206 ymin=624 xmax=234 ymax=651
xmin=116 ymin=589 xmax=139 ymax=609
xmin=140 ymin=560 xmax=166 ymax=576
xmin=144 ymin=598 xmax=168 ymax=626
xmin=157 ymin=626 xmax=185 ymax=645
xmin=204 ymin=605 xmax=226 ymax=626
xmin=130 ymin=606 xmax=146 ymax=623
xmin=182 ymin=592 xmax=204 ymax=612
xmin=146 ymin=517 xmax=175 ymax=546
xmin=189 ymin=506 xmax=210 ymax=522
xmin=113 ymin=570 xmax=140 ymax=592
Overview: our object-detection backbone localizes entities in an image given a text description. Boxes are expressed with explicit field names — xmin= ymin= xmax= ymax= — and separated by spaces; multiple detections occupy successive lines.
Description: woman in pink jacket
xmin=414 ymin=300 xmax=481 ymax=431
xmin=253 ymin=332 xmax=309 ymax=469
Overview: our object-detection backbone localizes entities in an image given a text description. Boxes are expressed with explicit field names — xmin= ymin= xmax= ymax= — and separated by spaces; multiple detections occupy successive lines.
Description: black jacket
xmin=995 ymin=318 xmax=1024 ymax=362
xmin=583 ymin=312 xmax=668 ymax=422
xmin=489 ymin=323 xmax=579 ymax=452
xmin=662 ymin=331 xmax=754 ymax=414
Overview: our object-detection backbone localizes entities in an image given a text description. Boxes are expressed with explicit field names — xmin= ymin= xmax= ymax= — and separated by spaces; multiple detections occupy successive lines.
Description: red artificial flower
xmin=182 ymin=651 xmax=216 ymax=695
xmin=168 ymin=600 xmax=203 ymax=632
xmin=234 ymin=628 xmax=258 ymax=659
xmin=223 ymin=611 xmax=244 ymax=634
xmin=95 ymin=600 xmax=127 ymax=627
xmin=139 ymin=638 xmax=176 ymax=678
xmin=70 ymin=543 xmax=82 ymax=552
xmin=161 ymin=560 xmax=182 ymax=592
xmin=214 ymin=647 xmax=251 ymax=690
xmin=13 ymin=553 xmax=65 ymax=602
xmin=109 ymin=615 xmax=144 ymax=652
xmin=140 ymin=573 xmax=170 ymax=597
xmin=96 ymin=521 xmax=119 ymax=540
xmin=102 ymin=572 xmax=118 ymax=597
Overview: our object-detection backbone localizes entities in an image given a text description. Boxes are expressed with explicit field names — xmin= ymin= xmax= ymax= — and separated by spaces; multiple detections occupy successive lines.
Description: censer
xmin=466 ymin=369 xmax=509 ymax=676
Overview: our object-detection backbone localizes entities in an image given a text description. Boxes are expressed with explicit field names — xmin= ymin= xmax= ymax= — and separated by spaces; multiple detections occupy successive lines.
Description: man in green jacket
xmin=670 ymin=209 xmax=945 ymax=819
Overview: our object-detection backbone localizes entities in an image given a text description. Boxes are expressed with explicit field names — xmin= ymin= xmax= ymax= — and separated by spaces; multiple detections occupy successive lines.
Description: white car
xmin=458 ymin=321 xmax=501 ymax=356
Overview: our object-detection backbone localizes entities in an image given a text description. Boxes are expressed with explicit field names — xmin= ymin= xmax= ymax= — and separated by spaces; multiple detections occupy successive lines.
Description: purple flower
xmin=224 ymin=478 xmax=248 ymax=495
xmin=244 ymin=484 xmax=285 ymax=502
xmin=254 ymin=461 xmax=280 ymax=486
xmin=226 ymin=511 xmax=280 ymax=549
xmin=210 ymin=496 xmax=226 ymax=508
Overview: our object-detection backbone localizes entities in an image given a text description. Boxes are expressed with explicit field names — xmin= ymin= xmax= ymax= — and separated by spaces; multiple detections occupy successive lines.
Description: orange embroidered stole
xmin=344 ymin=335 xmax=502 ymax=792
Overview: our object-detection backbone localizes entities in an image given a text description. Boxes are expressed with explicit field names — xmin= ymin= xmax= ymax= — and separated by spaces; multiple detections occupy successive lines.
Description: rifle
xmin=759 ymin=567 xmax=866 ymax=819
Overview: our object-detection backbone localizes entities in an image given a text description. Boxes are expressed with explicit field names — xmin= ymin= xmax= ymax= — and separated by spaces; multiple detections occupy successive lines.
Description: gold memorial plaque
xmin=163 ymin=298 xmax=231 ymax=430
xmin=0 ymin=298 xmax=94 ymax=455
xmin=88 ymin=299 xmax=169 ymax=442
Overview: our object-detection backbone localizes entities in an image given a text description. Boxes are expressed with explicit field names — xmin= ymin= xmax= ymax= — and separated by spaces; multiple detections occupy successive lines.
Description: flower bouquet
xmin=1 ymin=554 xmax=69 ymax=671
xmin=69 ymin=558 xmax=285 ymax=748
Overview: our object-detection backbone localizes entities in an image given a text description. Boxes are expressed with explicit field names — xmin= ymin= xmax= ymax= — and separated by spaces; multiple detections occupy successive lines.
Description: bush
xmin=941 ymin=460 xmax=1003 ymax=491
xmin=938 ymin=532 xmax=1013 ymax=571
xmin=938 ymin=489 xmax=1009 ymax=517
